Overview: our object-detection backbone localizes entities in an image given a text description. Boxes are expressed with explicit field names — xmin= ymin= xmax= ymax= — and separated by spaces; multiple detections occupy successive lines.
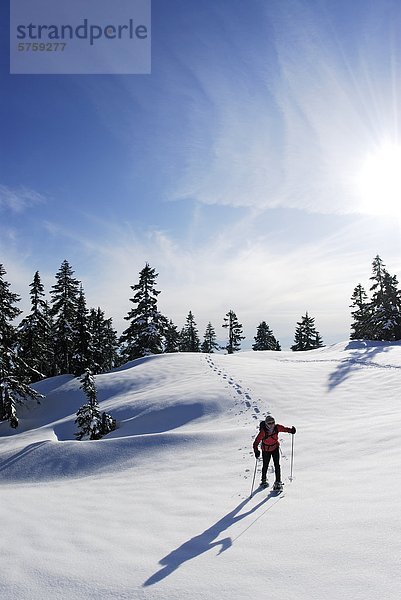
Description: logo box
xmin=10 ymin=0 xmax=151 ymax=75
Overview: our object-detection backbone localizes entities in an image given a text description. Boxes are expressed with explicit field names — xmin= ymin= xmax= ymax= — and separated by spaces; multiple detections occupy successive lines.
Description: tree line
xmin=1 ymin=254 xmax=400 ymax=430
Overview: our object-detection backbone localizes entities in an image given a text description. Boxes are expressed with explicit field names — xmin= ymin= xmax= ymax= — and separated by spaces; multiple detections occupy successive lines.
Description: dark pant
xmin=262 ymin=447 xmax=281 ymax=482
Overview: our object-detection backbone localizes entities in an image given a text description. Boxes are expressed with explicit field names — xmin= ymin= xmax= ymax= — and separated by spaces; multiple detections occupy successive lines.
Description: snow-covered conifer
xmin=50 ymin=260 xmax=80 ymax=374
xmin=75 ymin=369 xmax=115 ymax=440
xmin=369 ymin=255 xmax=401 ymax=340
xmin=163 ymin=319 xmax=180 ymax=353
xmin=18 ymin=271 xmax=53 ymax=380
xmin=120 ymin=263 xmax=164 ymax=361
xmin=201 ymin=322 xmax=219 ymax=353
xmin=0 ymin=264 xmax=43 ymax=428
xmin=222 ymin=310 xmax=245 ymax=354
xmin=88 ymin=307 xmax=120 ymax=373
xmin=71 ymin=286 xmax=92 ymax=376
xmin=291 ymin=312 xmax=324 ymax=351
xmin=350 ymin=284 xmax=373 ymax=340
xmin=179 ymin=311 xmax=201 ymax=352
xmin=252 ymin=321 xmax=281 ymax=351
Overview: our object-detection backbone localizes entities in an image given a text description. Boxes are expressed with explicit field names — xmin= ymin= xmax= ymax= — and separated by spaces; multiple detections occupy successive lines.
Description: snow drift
xmin=0 ymin=341 xmax=400 ymax=600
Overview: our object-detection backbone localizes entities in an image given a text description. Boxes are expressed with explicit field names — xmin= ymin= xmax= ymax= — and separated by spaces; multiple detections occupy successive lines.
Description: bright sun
xmin=355 ymin=143 xmax=401 ymax=216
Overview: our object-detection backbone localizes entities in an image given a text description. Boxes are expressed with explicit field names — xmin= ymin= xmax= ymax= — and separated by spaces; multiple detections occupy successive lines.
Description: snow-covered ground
xmin=0 ymin=341 xmax=400 ymax=599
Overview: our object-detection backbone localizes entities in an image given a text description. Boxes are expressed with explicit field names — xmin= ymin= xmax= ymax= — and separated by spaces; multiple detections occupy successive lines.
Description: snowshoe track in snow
xmin=202 ymin=354 xmax=287 ymax=484
xmin=203 ymin=355 xmax=263 ymax=426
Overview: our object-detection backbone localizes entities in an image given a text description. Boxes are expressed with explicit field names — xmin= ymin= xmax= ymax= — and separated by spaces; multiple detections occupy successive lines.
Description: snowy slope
xmin=0 ymin=342 xmax=400 ymax=600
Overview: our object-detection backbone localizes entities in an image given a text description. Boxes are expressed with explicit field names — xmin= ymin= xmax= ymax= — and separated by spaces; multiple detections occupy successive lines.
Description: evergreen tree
xmin=120 ymin=263 xmax=164 ymax=360
xmin=163 ymin=319 xmax=180 ymax=353
xmin=222 ymin=310 xmax=245 ymax=354
xmin=179 ymin=311 xmax=201 ymax=352
xmin=71 ymin=286 xmax=92 ymax=376
xmin=369 ymin=255 xmax=387 ymax=306
xmin=50 ymin=260 xmax=80 ymax=374
xmin=252 ymin=321 xmax=281 ymax=351
xmin=369 ymin=255 xmax=401 ymax=340
xmin=42 ymin=301 xmax=55 ymax=375
xmin=101 ymin=317 xmax=120 ymax=371
xmin=291 ymin=312 xmax=324 ymax=351
xmin=0 ymin=264 xmax=42 ymax=428
xmin=88 ymin=307 xmax=120 ymax=373
xmin=17 ymin=271 xmax=52 ymax=380
xmin=75 ymin=369 xmax=115 ymax=440
xmin=75 ymin=369 xmax=102 ymax=440
xmin=350 ymin=284 xmax=373 ymax=340
xmin=201 ymin=322 xmax=219 ymax=353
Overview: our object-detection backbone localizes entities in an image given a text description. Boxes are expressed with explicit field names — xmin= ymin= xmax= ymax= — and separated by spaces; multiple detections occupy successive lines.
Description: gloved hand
xmin=291 ymin=426 xmax=296 ymax=434
xmin=254 ymin=449 xmax=260 ymax=459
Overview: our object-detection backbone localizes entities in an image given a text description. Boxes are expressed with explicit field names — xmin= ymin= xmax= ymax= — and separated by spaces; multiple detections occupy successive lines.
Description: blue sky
xmin=1 ymin=0 xmax=401 ymax=349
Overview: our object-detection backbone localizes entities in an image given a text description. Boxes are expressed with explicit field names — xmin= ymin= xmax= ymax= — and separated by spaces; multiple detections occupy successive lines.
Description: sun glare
xmin=355 ymin=143 xmax=401 ymax=216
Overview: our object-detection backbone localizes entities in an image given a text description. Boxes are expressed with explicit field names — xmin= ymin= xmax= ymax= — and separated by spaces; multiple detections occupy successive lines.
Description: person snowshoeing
xmin=253 ymin=416 xmax=296 ymax=490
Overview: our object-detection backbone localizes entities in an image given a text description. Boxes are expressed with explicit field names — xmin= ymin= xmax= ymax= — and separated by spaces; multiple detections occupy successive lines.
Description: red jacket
xmin=253 ymin=424 xmax=293 ymax=453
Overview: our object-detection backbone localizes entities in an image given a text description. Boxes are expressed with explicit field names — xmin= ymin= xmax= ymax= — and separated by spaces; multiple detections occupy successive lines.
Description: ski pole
xmin=289 ymin=433 xmax=295 ymax=482
xmin=250 ymin=457 xmax=258 ymax=498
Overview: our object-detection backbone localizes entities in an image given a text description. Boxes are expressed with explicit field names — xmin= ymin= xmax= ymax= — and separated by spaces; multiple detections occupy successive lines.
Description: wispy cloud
xmin=0 ymin=185 xmax=47 ymax=213
xmin=169 ymin=1 xmax=401 ymax=216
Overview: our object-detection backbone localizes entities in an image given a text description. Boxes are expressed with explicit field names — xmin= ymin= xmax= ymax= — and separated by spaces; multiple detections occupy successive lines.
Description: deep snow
xmin=0 ymin=342 xmax=400 ymax=599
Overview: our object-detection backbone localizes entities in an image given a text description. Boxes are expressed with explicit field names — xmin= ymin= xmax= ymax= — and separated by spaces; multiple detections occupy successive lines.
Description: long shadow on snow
xmin=118 ymin=403 xmax=206 ymax=435
xmin=0 ymin=441 xmax=48 ymax=474
xmin=0 ymin=435 xmax=190 ymax=483
xmin=327 ymin=341 xmax=392 ymax=390
xmin=143 ymin=489 xmax=281 ymax=587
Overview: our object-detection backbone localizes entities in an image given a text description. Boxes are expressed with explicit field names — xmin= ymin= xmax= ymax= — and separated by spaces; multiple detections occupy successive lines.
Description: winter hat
xmin=265 ymin=416 xmax=275 ymax=424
